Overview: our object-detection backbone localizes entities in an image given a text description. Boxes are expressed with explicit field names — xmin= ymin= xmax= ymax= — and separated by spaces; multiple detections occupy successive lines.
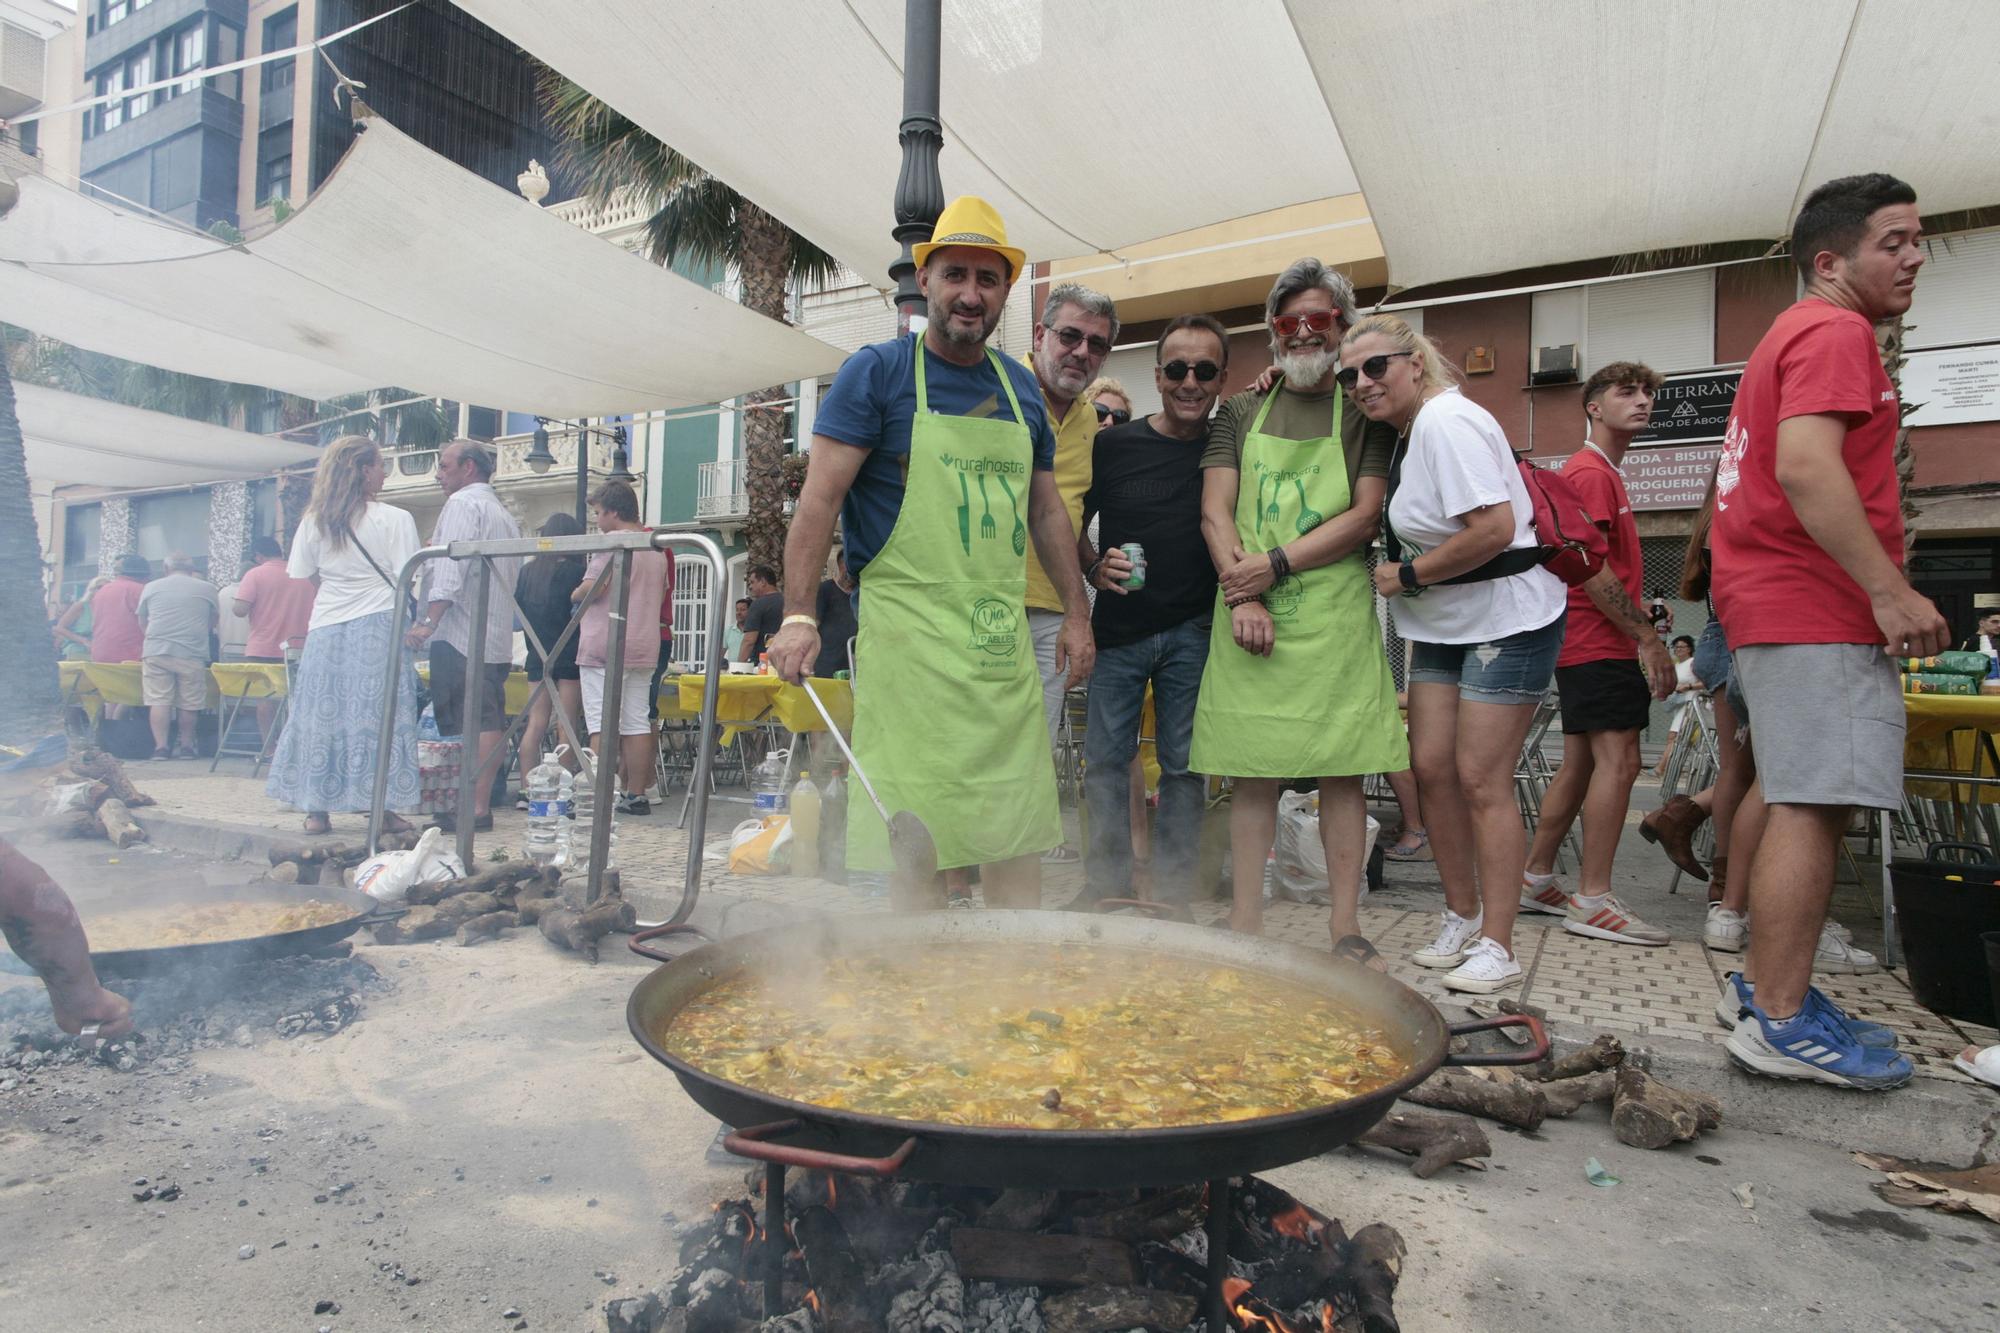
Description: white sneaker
xmin=1442 ymin=937 xmax=1523 ymax=994
xmin=1813 ymin=923 xmax=1880 ymax=975
xmin=1704 ymin=904 xmax=1748 ymax=953
xmin=1412 ymin=909 xmax=1484 ymax=969
xmin=1520 ymin=872 xmax=1572 ymax=916
xmin=1825 ymin=919 xmax=1854 ymax=945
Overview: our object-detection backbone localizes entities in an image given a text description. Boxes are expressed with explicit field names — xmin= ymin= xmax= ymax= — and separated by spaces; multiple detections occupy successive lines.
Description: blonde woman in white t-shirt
xmin=265 ymin=435 xmax=423 ymax=835
xmin=1343 ymin=315 xmax=1567 ymax=996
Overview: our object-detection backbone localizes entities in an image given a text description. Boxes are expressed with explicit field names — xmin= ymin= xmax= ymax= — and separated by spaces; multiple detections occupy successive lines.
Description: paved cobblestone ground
xmin=137 ymin=759 xmax=1997 ymax=1085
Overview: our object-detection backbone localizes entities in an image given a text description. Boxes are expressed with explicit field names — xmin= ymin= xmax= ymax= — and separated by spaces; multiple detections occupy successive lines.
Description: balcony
xmin=696 ymin=458 xmax=747 ymax=523
xmin=379 ymin=427 xmax=623 ymax=497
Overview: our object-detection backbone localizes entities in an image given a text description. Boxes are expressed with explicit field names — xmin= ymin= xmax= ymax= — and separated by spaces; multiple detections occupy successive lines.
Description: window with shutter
xmin=1906 ymin=228 xmax=2000 ymax=350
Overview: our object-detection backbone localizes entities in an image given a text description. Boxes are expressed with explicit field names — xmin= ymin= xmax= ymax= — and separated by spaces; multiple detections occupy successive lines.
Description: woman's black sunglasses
xmin=1161 ymin=359 xmax=1222 ymax=383
xmin=1093 ymin=403 xmax=1131 ymax=425
xmin=1333 ymin=350 xmax=1414 ymax=390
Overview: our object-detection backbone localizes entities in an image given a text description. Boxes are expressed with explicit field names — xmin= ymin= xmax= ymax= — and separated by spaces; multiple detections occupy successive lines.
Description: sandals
xmin=1384 ymin=827 xmax=1433 ymax=862
xmin=1332 ymin=934 xmax=1387 ymax=972
xmin=302 ymin=815 xmax=332 ymax=836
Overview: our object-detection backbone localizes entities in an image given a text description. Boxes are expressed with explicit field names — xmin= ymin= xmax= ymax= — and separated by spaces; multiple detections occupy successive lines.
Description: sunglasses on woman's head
xmin=1271 ymin=309 xmax=1337 ymax=338
xmin=1093 ymin=403 xmax=1131 ymax=425
xmin=1160 ymin=359 xmax=1223 ymax=383
xmin=1333 ymin=350 xmax=1415 ymax=390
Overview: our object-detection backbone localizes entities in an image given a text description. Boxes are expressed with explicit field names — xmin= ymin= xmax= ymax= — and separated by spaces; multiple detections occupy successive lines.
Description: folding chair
xmin=209 ymin=661 xmax=289 ymax=775
xmin=1515 ymin=692 xmax=1581 ymax=874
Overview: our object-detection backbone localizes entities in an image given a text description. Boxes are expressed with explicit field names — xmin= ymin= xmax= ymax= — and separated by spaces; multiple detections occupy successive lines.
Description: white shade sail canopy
xmin=454 ymin=0 xmax=2000 ymax=290
xmin=0 ymin=114 xmax=848 ymax=415
xmin=17 ymin=384 xmax=322 ymax=491
xmin=449 ymin=0 xmax=1360 ymax=280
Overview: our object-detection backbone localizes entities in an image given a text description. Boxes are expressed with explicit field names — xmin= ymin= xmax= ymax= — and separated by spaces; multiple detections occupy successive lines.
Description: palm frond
xmin=645 ymin=177 xmax=744 ymax=273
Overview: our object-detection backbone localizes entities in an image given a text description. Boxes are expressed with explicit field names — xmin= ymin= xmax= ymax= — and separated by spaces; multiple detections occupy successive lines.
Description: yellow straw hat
xmin=912 ymin=196 xmax=1026 ymax=280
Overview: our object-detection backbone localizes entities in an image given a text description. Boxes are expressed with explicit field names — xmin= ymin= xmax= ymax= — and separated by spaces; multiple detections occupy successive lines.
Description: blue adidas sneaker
xmin=1713 ymin=973 xmax=1898 ymax=1049
xmin=1725 ymin=1000 xmax=1914 ymax=1089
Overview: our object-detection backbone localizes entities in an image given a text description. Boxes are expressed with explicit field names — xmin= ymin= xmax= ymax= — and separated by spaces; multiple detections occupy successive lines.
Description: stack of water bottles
xmin=522 ymin=746 xmax=575 ymax=869
xmin=570 ymin=748 xmax=618 ymax=878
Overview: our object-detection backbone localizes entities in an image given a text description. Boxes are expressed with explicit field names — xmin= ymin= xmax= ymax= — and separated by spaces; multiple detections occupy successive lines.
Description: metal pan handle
xmin=1092 ymin=898 xmax=1175 ymax=917
xmin=1442 ymin=1013 xmax=1550 ymax=1066
xmin=722 ymin=1118 xmax=918 ymax=1177
xmin=628 ymin=922 xmax=714 ymax=963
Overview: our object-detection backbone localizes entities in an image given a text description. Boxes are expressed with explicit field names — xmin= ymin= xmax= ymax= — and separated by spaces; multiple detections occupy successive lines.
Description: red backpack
xmin=1384 ymin=449 xmax=1607 ymax=588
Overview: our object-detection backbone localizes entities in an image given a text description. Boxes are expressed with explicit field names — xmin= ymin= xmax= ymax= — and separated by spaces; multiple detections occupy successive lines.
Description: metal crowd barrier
xmin=366 ymin=529 xmax=726 ymax=923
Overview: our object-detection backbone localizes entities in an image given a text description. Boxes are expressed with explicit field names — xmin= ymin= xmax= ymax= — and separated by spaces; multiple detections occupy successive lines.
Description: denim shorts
xmin=1407 ymin=613 xmax=1565 ymax=706
xmin=1691 ymin=616 xmax=1748 ymax=721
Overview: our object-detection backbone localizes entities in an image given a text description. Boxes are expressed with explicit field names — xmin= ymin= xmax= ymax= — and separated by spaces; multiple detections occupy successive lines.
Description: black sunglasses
xmin=1161 ymin=359 xmax=1222 ymax=383
xmin=1093 ymin=403 xmax=1131 ymax=425
xmin=1333 ymin=350 xmax=1415 ymax=390
xmin=1050 ymin=325 xmax=1112 ymax=357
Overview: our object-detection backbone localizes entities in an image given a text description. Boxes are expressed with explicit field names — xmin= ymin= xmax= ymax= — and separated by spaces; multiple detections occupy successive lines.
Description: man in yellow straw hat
xmin=768 ymin=197 xmax=1094 ymax=909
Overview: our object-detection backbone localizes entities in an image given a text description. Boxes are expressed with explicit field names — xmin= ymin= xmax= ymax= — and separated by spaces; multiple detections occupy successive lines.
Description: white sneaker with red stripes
xmin=1520 ymin=871 xmax=1572 ymax=916
xmin=1562 ymin=893 xmax=1671 ymax=946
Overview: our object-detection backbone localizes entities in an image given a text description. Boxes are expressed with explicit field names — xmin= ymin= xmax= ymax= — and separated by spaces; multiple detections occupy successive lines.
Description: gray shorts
xmin=1732 ymin=643 xmax=1904 ymax=809
xmin=1029 ymin=608 xmax=1069 ymax=746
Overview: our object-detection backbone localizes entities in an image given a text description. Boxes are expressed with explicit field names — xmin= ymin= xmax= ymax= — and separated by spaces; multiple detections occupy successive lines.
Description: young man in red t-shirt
xmin=1521 ymin=363 xmax=1676 ymax=944
xmin=1713 ymin=173 xmax=1945 ymax=1091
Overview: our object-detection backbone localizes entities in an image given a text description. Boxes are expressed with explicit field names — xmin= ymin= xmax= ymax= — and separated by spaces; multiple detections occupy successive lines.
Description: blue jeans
xmin=1083 ymin=617 xmax=1210 ymax=904
xmin=1406 ymin=613 xmax=1565 ymax=705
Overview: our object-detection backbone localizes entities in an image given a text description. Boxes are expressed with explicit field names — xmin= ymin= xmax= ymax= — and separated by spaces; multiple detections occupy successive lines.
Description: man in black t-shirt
xmin=739 ymin=565 xmax=784 ymax=663
xmin=811 ymin=550 xmax=859 ymax=679
xmin=1068 ymin=315 xmax=1230 ymax=911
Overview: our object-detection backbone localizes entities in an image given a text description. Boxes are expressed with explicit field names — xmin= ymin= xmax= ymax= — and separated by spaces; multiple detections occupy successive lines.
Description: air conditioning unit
xmin=0 ymin=23 xmax=45 ymax=122
xmin=1530 ymin=343 xmax=1580 ymax=385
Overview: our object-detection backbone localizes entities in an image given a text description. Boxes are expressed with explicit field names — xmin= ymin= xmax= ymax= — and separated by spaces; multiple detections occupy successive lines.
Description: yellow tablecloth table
xmin=1903 ymin=692 xmax=2000 ymax=805
xmin=673 ymin=674 xmax=853 ymax=745
xmin=82 ymin=661 xmax=220 ymax=711
xmin=210 ymin=662 xmax=289 ymax=702
xmin=59 ymin=661 xmax=102 ymax=721
xmin=415 ymin=664 xmax=533 ymax=717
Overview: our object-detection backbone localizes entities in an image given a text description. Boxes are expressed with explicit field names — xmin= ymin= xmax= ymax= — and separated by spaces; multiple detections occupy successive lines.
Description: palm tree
xmin=539 ymin=72 xmax=841 ymax=577
xmin=0 ymin=339 xmax=62 ymax=743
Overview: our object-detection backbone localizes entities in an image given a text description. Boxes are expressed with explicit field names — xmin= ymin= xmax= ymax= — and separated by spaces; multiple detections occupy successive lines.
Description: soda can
xmin=1121 ymin=542 xmax=1147 ymax=591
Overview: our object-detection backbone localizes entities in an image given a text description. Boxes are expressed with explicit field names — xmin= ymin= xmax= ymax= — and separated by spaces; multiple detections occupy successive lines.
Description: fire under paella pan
xmin=627 ymin=910 xmax=1545 ymax=1190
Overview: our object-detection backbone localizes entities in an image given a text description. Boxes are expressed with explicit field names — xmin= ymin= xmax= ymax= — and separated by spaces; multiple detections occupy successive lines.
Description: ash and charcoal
xmin=0 ymin=950 xmax=384 ymax=1090
xmin=606 ymin=1172 xmax=1402 ymax=1333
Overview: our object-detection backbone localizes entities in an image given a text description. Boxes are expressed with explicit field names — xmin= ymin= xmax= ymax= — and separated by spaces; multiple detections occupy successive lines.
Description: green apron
xmin=847 ymin=335 xmax=1062 ymax=870
xmin=1188 ymin=386 xmax=1409 ymax=779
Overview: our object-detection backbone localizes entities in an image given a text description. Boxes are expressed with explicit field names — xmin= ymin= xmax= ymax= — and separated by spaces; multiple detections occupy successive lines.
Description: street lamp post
xmin=888 ymin=0 xmax=943 ymax=321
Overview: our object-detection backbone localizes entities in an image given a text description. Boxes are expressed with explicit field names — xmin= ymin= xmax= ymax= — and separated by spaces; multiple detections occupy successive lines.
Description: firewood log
xmin=431 ymin=890 xmax=502 ymax=923
xmin=95 ymin=798 xmax=146 ymax=848
xmin=1611 ymin=1068 xmax=1722 ymax=1149
xmin=1532 ymin=1033 xmax=1625 ymax=1082
xmin=57 ymin=810 xmax=101 ymax=839
xmin=369 ymin=905 xmax=445 ymax=944
xmin=67 ymin=749 xmax=153 ymax=807
xmin=1403 ymin=1070 xmax=1547 ymax=1131
xmin=454 ymin=911 xmax=516 ymax=946
xmin=1355 ymin=1109 xmax=1491 ymax=1178
xmin=513 ymin=887 xmax=560 ymax=925
xmin=1539 ymin=1070 xmax=1618 ymax=1118
xmin=538 ymin=895 xmax=635 ymax=962
xmin=1339 ymin=1223 xmax=1406 ymax=1333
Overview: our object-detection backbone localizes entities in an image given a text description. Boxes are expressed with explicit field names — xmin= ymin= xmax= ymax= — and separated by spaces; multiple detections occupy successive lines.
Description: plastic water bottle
xmin=571 ymin=749 xmax=618 ymax=876
xmin=818 ymin=766 xmax=848 ymax=883
xmin=789 ymin=775 xmax=821 ymax=878
xmin=750 ymin=750 xmax=791 ymax=817
xmin=523 ymin=750 xmax=573 ymax=868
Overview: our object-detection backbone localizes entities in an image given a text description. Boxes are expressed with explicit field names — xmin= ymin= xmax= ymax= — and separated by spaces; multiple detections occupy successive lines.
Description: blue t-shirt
xmin=813 ymin=336 xmax=1056 ymax=579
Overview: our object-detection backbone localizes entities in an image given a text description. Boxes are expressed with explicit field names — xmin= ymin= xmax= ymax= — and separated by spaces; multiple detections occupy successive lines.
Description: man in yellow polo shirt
xmin=1024 ymin=283 xmax=1117 ymax=863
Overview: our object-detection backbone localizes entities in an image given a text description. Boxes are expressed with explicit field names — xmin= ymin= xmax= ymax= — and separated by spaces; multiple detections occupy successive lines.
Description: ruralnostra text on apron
xmin=1189 ymin=383 xmax=1409 ymax=779
xmin=846 ymin=335 xmax=1062 ymax=870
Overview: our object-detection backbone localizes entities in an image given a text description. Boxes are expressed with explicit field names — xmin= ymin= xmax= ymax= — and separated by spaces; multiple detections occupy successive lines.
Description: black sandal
xmin=1332 ymin=934 xmax=1386 ymax=971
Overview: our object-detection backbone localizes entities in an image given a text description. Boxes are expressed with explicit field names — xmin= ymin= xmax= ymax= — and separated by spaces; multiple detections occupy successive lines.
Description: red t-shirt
xmin=88 ymin=577 xmax=145 ymax=662
xmin=234 ymin=558 xmax=318 ymax=658
xmin=1556 ymin=446 xmax=1642 ymax=668
xmin=1712 ymin=299 xmax=1903 ymax=647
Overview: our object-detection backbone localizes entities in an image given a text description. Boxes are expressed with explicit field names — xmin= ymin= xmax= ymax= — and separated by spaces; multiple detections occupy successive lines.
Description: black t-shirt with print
xmin=1083 ymin=417 xmax=1215 ymax=650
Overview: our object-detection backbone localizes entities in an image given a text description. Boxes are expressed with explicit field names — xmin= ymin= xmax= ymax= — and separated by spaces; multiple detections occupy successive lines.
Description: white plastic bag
xmin=352 ymin=826 xmax=465 ymax=903
xmin=727 ymin=815 xmax=793 ymax=874
xmin=1270 ymin=791 xmax=1377 ymax=906
xmin=43 ymin=781 xmax=95 ymax=815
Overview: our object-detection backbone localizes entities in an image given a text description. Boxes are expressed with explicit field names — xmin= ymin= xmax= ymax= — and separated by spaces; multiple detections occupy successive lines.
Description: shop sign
xmin=1541 ymin=442 xmax=1721 ymax=512
xmin=1901 ymin=346 xmax=2000 ymax=427
xmin=1633 ymin=370 xmax=1740 ymax=446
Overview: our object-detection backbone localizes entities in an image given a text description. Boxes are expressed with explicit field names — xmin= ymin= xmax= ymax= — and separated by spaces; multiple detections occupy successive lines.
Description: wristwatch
xmin=1398 ymin=562 xmax=1422 ymax=592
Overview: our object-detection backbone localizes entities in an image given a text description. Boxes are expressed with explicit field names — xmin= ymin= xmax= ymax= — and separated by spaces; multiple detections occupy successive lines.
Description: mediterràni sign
xmin=1633 ymin=370 xmax=1741 ymax=446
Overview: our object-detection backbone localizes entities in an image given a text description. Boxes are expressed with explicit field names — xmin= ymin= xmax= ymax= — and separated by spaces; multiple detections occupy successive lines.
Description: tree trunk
xmin=0 ymin=351 xmax=65 ymax=744
xmin=739 ymin=200 xmax=795 ymax=580
xmin=1879 ymin=316 xmax=1919 ymax=563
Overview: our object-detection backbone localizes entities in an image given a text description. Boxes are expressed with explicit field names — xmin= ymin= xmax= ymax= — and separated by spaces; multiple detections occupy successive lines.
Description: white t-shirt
xmin=1385 ymin=389 xmax=1566 ymax=645
xmin=289 ymin=501 xmax=421 ymax=632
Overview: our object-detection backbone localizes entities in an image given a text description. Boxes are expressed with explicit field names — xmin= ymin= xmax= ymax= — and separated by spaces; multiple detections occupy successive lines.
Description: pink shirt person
xmin=234 ymin=554 xmax=318 ymax=658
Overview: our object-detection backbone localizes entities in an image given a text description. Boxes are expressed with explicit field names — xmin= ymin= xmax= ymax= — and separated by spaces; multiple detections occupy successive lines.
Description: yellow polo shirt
xmin=1025 ymin=362 xmax=1097 ymax=614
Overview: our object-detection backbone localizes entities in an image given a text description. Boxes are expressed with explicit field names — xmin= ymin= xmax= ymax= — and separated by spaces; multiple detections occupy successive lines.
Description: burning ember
xmin=606 ymin=1171 xmax=1405 ymax=1332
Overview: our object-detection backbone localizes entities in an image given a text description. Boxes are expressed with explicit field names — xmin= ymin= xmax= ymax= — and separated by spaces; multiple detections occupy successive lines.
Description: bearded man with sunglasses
xmin=1190 ymin=258 xmax=1407 ymax=962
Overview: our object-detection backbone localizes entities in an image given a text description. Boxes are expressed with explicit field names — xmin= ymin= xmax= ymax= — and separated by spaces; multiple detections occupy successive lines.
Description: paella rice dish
xmin=660 ymin=943 xmax=1410 ymax=1129
xmin=80 ymin=899 xmax=354 ymax=953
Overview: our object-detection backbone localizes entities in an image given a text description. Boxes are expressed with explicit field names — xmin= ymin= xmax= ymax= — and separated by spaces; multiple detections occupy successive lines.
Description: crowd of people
xmin=763 ymin=174 xmax=1962 ymax=1092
